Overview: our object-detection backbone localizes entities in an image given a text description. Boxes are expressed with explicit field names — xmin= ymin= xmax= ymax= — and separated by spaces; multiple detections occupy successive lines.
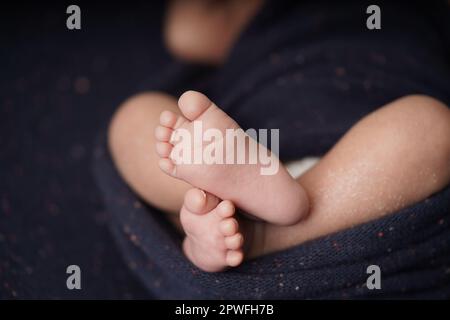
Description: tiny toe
xmin=178 ymin=90 xmax=213 ymax=121
xmin=159 ymin=110 xmax=178 ymax=128
xmin=155 ymin=142 xmax=173 ymax=157
xmin=154 ymin=125 xmax=173 ymax=142
xmin=225 ymin=233 xmax=244 ymax=250
xmin=184 ymin=188 xmax=219 ymax=215
xmin=158 ymin=158 xmax=176 ymax=176
xmin=226 ymin=250 xmax=243 ymax=267
xmin=217 ymin=200 xmax=235 ymax=218
xmin=219 ymin=218 xmax=238 ymax=236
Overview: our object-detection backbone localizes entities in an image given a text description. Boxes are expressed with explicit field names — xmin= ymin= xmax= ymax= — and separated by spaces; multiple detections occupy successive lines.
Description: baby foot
xmin=155 ymin=90 xmax=309 ymax=225
xmin=180 ymin=188 xmax=244 ymax=272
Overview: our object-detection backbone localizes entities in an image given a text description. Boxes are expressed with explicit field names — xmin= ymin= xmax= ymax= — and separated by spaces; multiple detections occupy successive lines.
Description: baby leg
xmin=108 ymin=92 xmax=191 ymax=217
xmin=254 ymin=95 xmax=450 ymax=256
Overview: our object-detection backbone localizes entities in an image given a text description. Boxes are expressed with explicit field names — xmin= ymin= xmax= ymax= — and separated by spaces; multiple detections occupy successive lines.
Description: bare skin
xmin=254 ymin=94 xmax=450 ymax=256
xmin=109 ymin=92 xmax=450 ymax=271
xmin=164 ymin=0 xmax=263 ymax=64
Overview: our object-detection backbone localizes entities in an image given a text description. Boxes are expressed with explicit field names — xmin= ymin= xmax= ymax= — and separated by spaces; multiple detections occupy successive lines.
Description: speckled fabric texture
xmin=93 ymin=132 xmax=450 ymax=299
xmin=1 ymin=1 xmax=169 ymax=299
xmin=92 ymin=0 xmax=450 ymax=298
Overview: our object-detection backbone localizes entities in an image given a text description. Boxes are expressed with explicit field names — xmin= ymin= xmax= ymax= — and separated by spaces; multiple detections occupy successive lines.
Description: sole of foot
xmin=155 ymin=90 xmax=309 ymax=225
xmin=180 ymin=188 xmax=244 ymax=272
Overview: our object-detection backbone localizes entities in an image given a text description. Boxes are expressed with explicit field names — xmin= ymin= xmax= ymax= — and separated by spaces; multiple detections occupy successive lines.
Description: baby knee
xmin=395 ymin=95 xmax=450 ymax=146
xmin=393 ymin=95 xmax=450 ymax=182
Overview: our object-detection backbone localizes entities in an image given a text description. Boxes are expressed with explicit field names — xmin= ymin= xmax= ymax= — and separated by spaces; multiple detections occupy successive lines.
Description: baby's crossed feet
xmin=155 ymin=90 xmax=309 ymax=225
xmin=180 ymin=188 xmax=244 ymax=272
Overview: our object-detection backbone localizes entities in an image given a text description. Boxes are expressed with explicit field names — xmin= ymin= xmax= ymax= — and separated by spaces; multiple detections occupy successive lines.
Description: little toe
xmin=226 ymin=250 xmax=244 ymax=267
xmin=225 ymin=233 xmax=244 ymax=250
xmin=219 ymin=218 xmax=239 ymax=237
xmin=184 ymin=188 xmax=219 ymax=215
xmin=154 ymin=125 xmax=173 ymax=142
xmin=155 ymin=142 xmax=173 ymax=158
xmin=158 ymin=158 xmax=176 ymax=176
xmin=178 ymin=90 xmax=213 ymax=121
xmin=216 ymin=200 xmax=235 ymax=218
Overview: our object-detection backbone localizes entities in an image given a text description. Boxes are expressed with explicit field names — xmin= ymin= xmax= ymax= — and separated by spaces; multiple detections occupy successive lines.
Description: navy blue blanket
xmin=93 ymin=133 xmax=450 ymax=299
xmin=93 ymin=0 xmax=450 ymax=299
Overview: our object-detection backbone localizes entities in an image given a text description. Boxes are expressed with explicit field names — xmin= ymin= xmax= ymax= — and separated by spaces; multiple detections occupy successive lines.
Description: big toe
xmin=178 ymin=90 xmax=213 ymax=121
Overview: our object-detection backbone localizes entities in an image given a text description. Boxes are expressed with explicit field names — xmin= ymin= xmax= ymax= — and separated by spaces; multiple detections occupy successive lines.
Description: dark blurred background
xmin=0 ymin=1 xmax=171 ymax=298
